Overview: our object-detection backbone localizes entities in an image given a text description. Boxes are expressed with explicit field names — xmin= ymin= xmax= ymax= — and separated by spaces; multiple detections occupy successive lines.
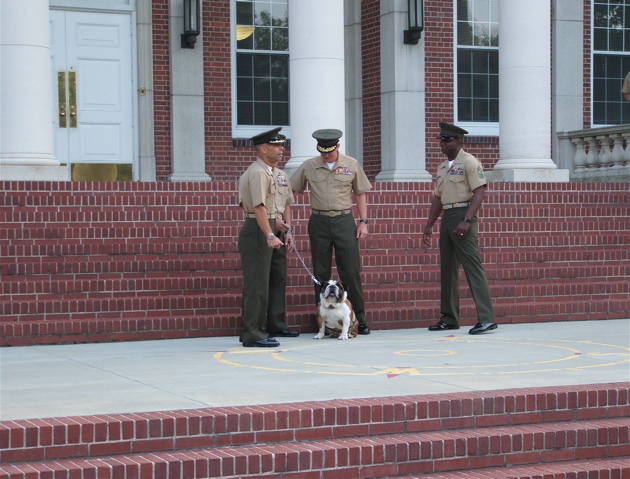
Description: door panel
xmin=51 ymin=10 xmax=134 ymax=177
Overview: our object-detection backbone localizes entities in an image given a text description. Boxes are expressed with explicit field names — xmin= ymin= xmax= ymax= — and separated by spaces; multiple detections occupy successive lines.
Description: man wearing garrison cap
xmin=290 ymin=129 xmax=373 ymax=335
xmin=237 ymin=127 xmax=300 ymax=348
xmin=422 ymin=122 xmax=497 ymax=335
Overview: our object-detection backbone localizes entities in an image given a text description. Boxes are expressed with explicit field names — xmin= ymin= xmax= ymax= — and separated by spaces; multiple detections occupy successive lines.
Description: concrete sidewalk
xmin=1 ymin=319 xmax=628 ymax=421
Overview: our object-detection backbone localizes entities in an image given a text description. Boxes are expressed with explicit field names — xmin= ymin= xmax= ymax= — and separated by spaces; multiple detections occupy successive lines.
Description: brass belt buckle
xmin=328 ymin=211 xmax=336 ymax=217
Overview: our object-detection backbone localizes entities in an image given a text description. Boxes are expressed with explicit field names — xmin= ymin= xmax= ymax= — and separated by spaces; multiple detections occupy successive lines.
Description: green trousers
xmin=308 ymin=213 xmax=366 ymax=325
xmin=439 ymin=208 xmax=495 ymax=326
xmin=238 ymin=218 xmax=289 ymax=343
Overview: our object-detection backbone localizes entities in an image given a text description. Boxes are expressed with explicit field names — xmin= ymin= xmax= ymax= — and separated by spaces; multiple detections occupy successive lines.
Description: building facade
xmin=1 ymin=0 xmax=629 ymax=183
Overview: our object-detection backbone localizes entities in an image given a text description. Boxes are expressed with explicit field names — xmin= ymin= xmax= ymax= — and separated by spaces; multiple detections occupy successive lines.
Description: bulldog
xmin=314 ymin=280 xmax=358 ymax=340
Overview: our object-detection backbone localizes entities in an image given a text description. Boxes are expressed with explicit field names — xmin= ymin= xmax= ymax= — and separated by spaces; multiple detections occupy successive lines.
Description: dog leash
xmin=291 ymin=240 xmax=321 ymax=286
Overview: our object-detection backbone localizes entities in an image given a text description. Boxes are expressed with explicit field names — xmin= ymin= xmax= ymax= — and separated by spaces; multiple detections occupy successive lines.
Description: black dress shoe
xmin=267 ymin=328 xmax=300 ymax=338
xmin=243 ymin=338 xmax=280 ymax=347
xmin=468 ymin=322 xmax=498 ymax=335
xmin=358 ymin=324 xmax=371 ymax=335
xmin=428 ymin=320 xmax=460 ymax=331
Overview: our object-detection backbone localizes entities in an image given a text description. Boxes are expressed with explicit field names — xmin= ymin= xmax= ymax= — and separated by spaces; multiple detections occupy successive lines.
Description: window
xmin=456 ymin=0 xmax=499 ymax=132
xmin=592 ymin=0 xmax=630 ymax=126
xmin=235 ymin=0 xmax=289 ymax=131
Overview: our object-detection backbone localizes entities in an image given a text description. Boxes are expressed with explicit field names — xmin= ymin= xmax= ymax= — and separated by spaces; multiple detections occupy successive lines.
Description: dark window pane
xmin=472 ymin=51 xmax=489 ymax=73
xmin=254 ymin=78 xmax=271 ymax=101
xmin=473 ymin=99 xmax=489 ymax=121
xmin=237 ymin=78 xmax=253 ymax=101
xmin=594 ymin=4 xmax=609 ymax=29
xmin=236 ymin=1 xmax=253 ymax=25
xmin=489 ymin=75 xmax=499 ymax=98
xmin=594 ymin=28 xmax=609 ymax=50
xmin=610 ymin=29 xmax=624 ymax=51
xmin=270 ymin=57 xmax=288 ymax=77
xmin=458 ymin=74 xmax=472 ymax=97
xmin=254 ymin=102 xmax=271 ymax=124
xmin=253 ymin=55 xmax=270 ymax=76
xmin=472 ymin=75 xmax=488 ymax=98
xmin=237 ymin=54 xmax=252 ymax=76
xmin=593 ymin=79 xmax=606 ymax=101
xmin=272 ymin=103 xmax=289 ymax=124
xmin=238 ymin=102 xmax=254 ymax=125
xmin=458 ymin=98 xmax=472 ymax=121
xmin=489 ymin=99 xmax=499 ymax=122
xmin=271 ymin=78 xmax=288 ymax=101
xmin=458 ymin=51 xmax=472 ymax=73
xmin=457 ymin=22 xmax=473 ymax=45
xmin=457 ymin=0 xmax=470 ymax=21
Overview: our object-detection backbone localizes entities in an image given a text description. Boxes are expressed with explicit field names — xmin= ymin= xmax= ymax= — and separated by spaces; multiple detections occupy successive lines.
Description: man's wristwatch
xmin=462 ymin=217 xmax=471 ymax=223
xmin=359 ymin=219 xmax=369 ymax=224
xmin=286 ymin=227 xmax=293 ymax=234
xmin=267 ymin=233 xmax=276 ymax=240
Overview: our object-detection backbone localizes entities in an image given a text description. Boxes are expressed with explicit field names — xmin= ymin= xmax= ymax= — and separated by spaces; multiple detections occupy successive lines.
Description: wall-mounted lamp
xmin=181 ymin=0 xmax=201 ymax=48
xmin=404 ymin=0 xmax=424 ymax=45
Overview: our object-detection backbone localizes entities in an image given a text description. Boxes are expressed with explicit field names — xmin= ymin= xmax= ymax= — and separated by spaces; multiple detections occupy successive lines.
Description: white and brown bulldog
xmin=314 ymin=280 xmax=359 ymax=340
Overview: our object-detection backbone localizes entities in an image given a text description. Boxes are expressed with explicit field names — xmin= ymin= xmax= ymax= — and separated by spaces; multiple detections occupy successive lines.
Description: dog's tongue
xmin=325 ymin=290 xmax=336 ymax=298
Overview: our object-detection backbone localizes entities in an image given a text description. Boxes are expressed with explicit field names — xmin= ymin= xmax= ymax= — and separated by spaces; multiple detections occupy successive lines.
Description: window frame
xmin=454 ymin=0 xmax=499 ymax=137
xmin=231 ymin=0 xmax=291 ymax=139
xmin=591 ymin=0 xmax=630 ymax=127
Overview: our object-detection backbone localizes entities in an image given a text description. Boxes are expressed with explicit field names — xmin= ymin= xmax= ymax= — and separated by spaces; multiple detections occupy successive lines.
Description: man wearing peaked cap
xmin=290 ymin=128 xmax=373 ymax=336
xmin=436 ymin=122 xmax=468 ymax=141
xmin=422 ymin=121 xmax=497 ymax=335
xmin=237 ymin=127 xmax=300 ymax=348
xmin=313 ymin=129 xmax=343 ymax=153
xmin=251 ymin=127 xmax=287 ymax=146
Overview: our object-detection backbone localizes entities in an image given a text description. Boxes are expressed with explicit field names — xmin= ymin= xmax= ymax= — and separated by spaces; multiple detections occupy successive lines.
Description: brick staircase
xmin=0 ymin=383 xmax=628 ymax=478
xmin=0 ymin=181 xmax=629 ymax=346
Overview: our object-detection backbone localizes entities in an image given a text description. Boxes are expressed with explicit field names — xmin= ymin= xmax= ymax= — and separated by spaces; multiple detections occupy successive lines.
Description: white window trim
xmin=453 ymin=1 xmax=499 ymax=137
xmin=230 ymin=0 xmax=291 ymax=140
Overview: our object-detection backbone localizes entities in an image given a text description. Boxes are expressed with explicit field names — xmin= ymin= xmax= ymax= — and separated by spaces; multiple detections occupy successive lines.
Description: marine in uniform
xmin=238 ymin=127 xmax=300 ymax=347
xmin=422 ymin=122 xmax=497 ymax=335
xmin=290 ymin=129 xmax=372 ymax=335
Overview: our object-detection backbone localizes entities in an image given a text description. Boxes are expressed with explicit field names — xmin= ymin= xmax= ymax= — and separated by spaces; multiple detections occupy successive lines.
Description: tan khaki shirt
xmin=290 ymin=153 xmax=372 ymax=210
xmin=434 ymin=149 xmax=487 ymax=206
xmin=238 ymin=158 xmax=294 ymax=218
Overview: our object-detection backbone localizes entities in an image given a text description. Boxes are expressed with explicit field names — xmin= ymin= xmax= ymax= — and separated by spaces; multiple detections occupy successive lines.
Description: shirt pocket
xmin=334 ymin=173 xmax=354 ymax=183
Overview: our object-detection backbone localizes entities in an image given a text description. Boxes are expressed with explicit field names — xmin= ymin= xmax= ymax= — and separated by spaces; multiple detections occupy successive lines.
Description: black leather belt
xmin=312 ymin=209 xmax=352 ymax=217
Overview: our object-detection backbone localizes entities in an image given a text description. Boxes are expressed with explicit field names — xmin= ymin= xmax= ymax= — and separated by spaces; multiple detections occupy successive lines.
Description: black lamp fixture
xmin=404 ymin=0 xmax=424 ymax=45
xmin=181 ymin=0 xmax=201 ymax=48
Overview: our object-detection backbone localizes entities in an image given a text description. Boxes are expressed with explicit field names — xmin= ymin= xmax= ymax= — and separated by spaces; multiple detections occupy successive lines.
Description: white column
xmin=169 ymin=0 xmax=210 ymax=181
xmin=344 ymin=0 xmax=363 ymax=164
xmin=285 ymin=0 xmax=345 ymax=175
xmin=0 ymin=0 xmax=67 ymax=180
xmin=552 ymin=0 xmax=584 ymax=172
xmin=376 ymin=0 xmax=431 ymax=182
xmin=493 ymin=0 xmax=569 ymax=182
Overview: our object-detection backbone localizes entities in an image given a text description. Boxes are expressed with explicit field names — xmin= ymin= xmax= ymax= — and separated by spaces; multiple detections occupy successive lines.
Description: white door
xmin=50 ymin=10 xmax=134 ymax=180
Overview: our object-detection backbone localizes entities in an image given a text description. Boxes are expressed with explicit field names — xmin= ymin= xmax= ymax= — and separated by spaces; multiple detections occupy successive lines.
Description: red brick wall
xmin=361 ymin=0 xmax=382 ymax=179
xmin=152 ymin=0 xmax=172 ymax=180
xmin=0 ymin=181 xmax=628 ymax=346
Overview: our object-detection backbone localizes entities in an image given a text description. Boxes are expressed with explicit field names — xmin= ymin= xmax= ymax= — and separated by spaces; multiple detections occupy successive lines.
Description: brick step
xmin=387 ymin=457 xmax=630 ymax=479
xmin=1 ymin=384 xmax=625 ymax=464
xmin=0 ymin=285 xmax=625 ymax=321
xmin=0 ymin=269 xmax=626 ymax=299
xmin=0 ymin=418 xmax=627 ymax=478
xmin=1 ymin=291 xmax=627 ymax=346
